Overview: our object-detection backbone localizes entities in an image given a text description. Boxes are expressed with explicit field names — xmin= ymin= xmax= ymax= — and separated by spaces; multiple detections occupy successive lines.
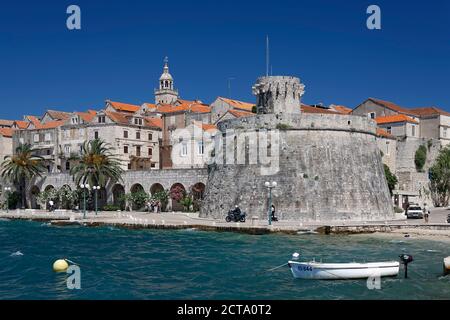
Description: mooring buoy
xmin=53 ymin=259 xmax=69 ymax=272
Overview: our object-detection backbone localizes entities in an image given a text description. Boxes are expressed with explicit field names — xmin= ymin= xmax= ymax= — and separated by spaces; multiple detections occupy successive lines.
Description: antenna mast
xmin=266 ymin=35 xmax=270 ymax=77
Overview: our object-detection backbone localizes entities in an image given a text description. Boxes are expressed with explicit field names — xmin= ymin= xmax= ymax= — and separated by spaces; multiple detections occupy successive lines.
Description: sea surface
xmin=0 ymin=219 xmax=449 ymax=300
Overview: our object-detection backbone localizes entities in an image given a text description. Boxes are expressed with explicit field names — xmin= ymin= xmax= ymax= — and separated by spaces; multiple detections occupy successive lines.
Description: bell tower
xmin=155 ymin=57 xmax=179 ymax=105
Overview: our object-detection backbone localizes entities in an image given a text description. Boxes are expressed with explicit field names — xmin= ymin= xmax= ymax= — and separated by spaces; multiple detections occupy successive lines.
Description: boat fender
xmin=444 ymin=257 xmax=450 ymax=276
xmin=53 ymin=259 xmax=69 ymax=272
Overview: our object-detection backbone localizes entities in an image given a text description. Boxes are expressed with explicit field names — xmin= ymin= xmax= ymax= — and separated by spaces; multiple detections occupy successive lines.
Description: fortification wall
xmin=201 ymin=113 xmax=394 ymax=222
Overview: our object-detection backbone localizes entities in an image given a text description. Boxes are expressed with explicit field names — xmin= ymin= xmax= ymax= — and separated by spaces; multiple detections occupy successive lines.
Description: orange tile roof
xmin=46 ymin=110 xmax=71 ymax=120
xmin=376 ymin=128 xmax=395 ymax=139
xmin=13 ymin=121 xmax=29 ymax=129
xmin=26 ymin=116 xmax=43 ymax=129
xmin=0 ymin=127 xmax=14 ymax=137
xmin=145 ymin=117 xmax=162 ymax=129
xmin=368 ymin=98 xmax=414 ymax=115
xmin=0 ymin=119 xmax=14 ymax=127
xmin=87 ymin=109 xmax=97 ymax=115
xmin=218 ymin=97 xmax=254 ymax=111
xmin=409 ymin=107 xmax=450 ymax=117
xmin=201 ymin=123 xmax=217 ymax=131
xmin=156 ymin=101 xmax=211 ymax=114
xmin=228 ymin=109 xmax=255 ymax=118
xmin=332 ymin=105 xmax=352 ymax=114
xmin=301 ymin=105 xmax=341 ymax=114
xmin=38 ymin=120 xmax=66 ymax=129
xmin=105 ymin=110 xmax=130 ymax=125
xmin=107 ymin=100 xmax=141 ymax=113
xmin=375 ymin=114 xmax=419 ymax=125
xmin=75 ymin=111 xmax=96 ymax=123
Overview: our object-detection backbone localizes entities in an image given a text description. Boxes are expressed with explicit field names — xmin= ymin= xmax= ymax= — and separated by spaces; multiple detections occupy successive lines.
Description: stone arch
xmin=30 ymin=186 xmax=40 ymax=209
xmin=44 ymin=185 xmax=55 ymax=192
xmin=131 ymin=183 xmax=144 ymax=194
xmin=150 ymin=183 xmax=164 ymax=195
xmin=191 ymin=182 xmax=205 ymax=200
xmin=170 ymin=183 xmax=186 ymax=212
xmin=112 ymin=184 xmax=125 ymax=210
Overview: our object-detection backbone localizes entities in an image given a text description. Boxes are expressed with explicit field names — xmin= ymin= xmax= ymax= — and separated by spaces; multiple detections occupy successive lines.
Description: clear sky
xmin=1 ymin=0 xmax=449 ymax=120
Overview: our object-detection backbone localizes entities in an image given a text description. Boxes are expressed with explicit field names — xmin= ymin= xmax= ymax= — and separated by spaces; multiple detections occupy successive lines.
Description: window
xmin=45 ymin=133 xmax=51 ymax=141
xmin=181 ymin=142 xmax=188 ymax=156
xmin=386 ymin=141 xmax=390 ymax=156
xmin=368 ymin=112 xmax=376 ymax=119
xmin=128 ymin=163 xmax=131 ymax=170
xmin=136 ymin=131 xmax=141 ymax=140
xmin=148 ymin=148 xmax=153 ymax=156
xmin=136 ymin=146 xmax=141 ymax=157
xmin=124 ymin=146 xmax=128 ymax=154
xmin=123 ymin=130 xmax=128 ymax=138
xmin=98 ymin=116 xmax=106 ymax=123
xmin=134 ymin=118 xmax=143 ymax=126
xmin=197 ymin=141 xmax=204 ymax=155
xmin=47 ymin=166 xmax=51 ymax=173
xmin=444 ymin=127 xmax=448 ymax=138
xmin=65 ymin=161 xmax=70 ymax=171
xmin=151 ymin=163 xmax=156 ymax=168
xmin=387 ymin=127 xmax=392 ymax=134
xmin=19 ymin=138 xmax=24 ymax=144
xmin=148 ymin=133 xmax=153 ymax=141
xmin=411 ymin=125 xmax=416 ymax=137
xmin=46 ymin=149 xmax=51 ymax=155
xmin=64 ymin=145 xmax=71 ymax=155
xmin=71 ymin=117 xmax=79 ymax=124
xmin=94 ymin=131 xmax=99 ymax=139
xmin=33 ymin=134 xmax=39 ymax=143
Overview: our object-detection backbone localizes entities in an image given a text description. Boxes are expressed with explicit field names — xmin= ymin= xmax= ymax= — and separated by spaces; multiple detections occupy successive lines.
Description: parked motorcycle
xmin=225 ymin=209 xmax=246 ymax=222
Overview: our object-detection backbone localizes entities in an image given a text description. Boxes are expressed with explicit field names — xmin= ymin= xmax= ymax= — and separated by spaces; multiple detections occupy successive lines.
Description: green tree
xmin=429 ymin=146 xmax=450 ymax=207
xmin=415 ymin=145 xmax=427 ymax=172
xmin=70 ymin=139 xmax=123 ymax=188
xmin=1 ymin=143 xmax=46 ymax=208
xmin=383 ymin=164 xmax=398 ymax=195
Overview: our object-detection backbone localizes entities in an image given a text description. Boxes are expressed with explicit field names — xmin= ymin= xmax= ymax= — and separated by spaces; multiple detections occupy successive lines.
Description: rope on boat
xmin=256 ymin=262 xmax=290 ymax=275
xmin=65 ymin=259 xmax=80 ymax=266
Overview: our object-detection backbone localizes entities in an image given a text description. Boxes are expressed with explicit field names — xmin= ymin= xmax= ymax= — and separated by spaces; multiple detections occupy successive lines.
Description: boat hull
xmin=288 ymin=261 xmax=400 ymax=280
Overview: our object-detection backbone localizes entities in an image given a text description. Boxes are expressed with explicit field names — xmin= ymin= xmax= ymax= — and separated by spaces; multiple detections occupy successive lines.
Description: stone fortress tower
xmin=200 ymin=75 xmax=395 ymax=222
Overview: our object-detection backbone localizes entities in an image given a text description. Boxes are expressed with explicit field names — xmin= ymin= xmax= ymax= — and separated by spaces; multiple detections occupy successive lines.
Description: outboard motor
xmin=399 ymin=254 xmax=414 ymax=278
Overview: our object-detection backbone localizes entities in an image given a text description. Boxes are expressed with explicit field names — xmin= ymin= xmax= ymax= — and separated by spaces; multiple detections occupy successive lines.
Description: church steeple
xmin=155 ymin=57 xmax=178 ymax=104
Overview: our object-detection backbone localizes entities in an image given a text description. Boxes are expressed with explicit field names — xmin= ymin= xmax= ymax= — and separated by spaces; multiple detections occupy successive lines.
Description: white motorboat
xmin=288 ymin=260 xmax=400 ymax=280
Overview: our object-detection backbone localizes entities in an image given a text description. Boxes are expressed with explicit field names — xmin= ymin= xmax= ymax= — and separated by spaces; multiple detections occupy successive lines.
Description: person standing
xmin=423 ymin=203 xmax=429 ymax=223
xmin=48 ymin=200 xmax=54 ymax=212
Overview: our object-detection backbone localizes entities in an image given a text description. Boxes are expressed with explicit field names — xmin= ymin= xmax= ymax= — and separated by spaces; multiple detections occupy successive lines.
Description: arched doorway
xmin=150 ymin=183 xmax=164 ymax=195
xmin=130 ymin=183 xmax=146 ymax=210
xmin=112 ymin=184 xmax=125 ymax=210
xmin=131 ymin=184 xmax=144 ymax=193
xmin=170 ymin=183 xmax=186 ymax=212
xmin=30 ymin=186 xmax=40 ymax=209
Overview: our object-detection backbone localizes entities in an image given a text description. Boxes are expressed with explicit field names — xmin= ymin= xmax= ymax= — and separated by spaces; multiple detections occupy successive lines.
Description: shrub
xmin=394 ymin=206 xmax=404 ymax=213
xmin=102 ymin=204 xmax=121 ymax=211
xmin=415 ymin=145 xmax=427 ymax=171
xmin=251 ymin=105 xmax=257 ymax=113
xmin=125 ymin=191 xmax=150 ymax=211
xmin=180 ymin=195 xmax=194 ymax=212
xmin=276 ymin=123 xmax=291 ymax=130
xmin=384 ymin=164 xmax=398 ymax=195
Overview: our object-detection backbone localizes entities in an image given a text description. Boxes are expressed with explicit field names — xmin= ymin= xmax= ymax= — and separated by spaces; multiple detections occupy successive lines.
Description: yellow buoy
xmin=53 ymin=259 xmax=69 ymax=272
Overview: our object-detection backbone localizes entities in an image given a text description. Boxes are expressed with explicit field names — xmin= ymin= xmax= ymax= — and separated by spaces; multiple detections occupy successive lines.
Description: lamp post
xmin=264 ymin=181 xmax=277 ymax=225
xmin=80 ymin=183 xmax=90 ymax=219
xmin=93 ymin=186 xmax=100 ymax=215
xmin=4 ymin=187 xmax=11 ymax=213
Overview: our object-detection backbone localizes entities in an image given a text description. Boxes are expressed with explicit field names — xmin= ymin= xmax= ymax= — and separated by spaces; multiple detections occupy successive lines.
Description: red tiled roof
xmin=375 ymin=114 xmax=419 ymax=125
xmin=26 ymin=116 xmax=43 ymax=129
xmin=376 ymin=128 xmax=395 ymax=139
xmin=332 ymin=105 xmax=352 ymax=114
xmin=105 ymin=110 xmax=130 ymax=125
xmin=87 ymin=110 xmax=97 ymax=115
xmin=409 ymin=107 xmax=450 ymax=117
xmin=145 ymin=117 xmax=162 ymax=129
xmin=46 ymin=110 xmax=71 ymax=120
xmin=13 ymin=120 xmax=29 ymax=129
xmin=107 ymin=100 xmax=141 ymax=113
xmin=0 ymin=128 xmax=13 ymax=137
xmin=75 ymin=111 xmax=96 ymax=123
xmin=39 ymin=120 xmax=66 ymax=129
xmin=228 ymin=109 xmax=255 ymax=118
xmin=218 ymin=97 xmax=255 ymax=111
xmin=0 ymin=119 xmax=14 ymax=127
xmin=156 ymin=101 xmax=211 ymax=114
xmin=368 ymin=98 xmax=414 ymax=115
xmin=201 ymin=123 xmax=217 ymax=131
xmin=301 ymin=105 xmax=341 ymax=114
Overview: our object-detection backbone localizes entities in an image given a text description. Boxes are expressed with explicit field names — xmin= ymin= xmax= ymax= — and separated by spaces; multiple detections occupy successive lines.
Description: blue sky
xmin=0 ymin=0 xmax=449 ymax=120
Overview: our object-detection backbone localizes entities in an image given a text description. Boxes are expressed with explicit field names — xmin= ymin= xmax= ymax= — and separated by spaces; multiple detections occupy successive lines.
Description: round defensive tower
xmin=200 ymin=76 xmax=395 ymax=222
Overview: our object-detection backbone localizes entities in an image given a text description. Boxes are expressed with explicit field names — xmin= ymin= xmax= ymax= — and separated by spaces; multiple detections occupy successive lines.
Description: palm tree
xmin=70 ymin=139 xmax=124 ymax=188
xmin=1 ymin=143 xmax=46 ymax=208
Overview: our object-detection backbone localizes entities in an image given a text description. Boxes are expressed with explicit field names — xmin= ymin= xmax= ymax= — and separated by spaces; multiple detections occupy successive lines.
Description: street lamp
xmin=264 ymin=181 xmax=277 ymax=225
xmin=93 ymin=186 xmax=100 ymax=215
xmin=80 ymin=183 xmax=90 ymax=219
xmin=4 ymin=187 xmax=11 ymax=213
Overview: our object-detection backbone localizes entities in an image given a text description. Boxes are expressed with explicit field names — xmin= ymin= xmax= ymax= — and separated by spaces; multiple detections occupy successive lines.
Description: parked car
xmin=406 ymin=206 xmax=423 ymax=219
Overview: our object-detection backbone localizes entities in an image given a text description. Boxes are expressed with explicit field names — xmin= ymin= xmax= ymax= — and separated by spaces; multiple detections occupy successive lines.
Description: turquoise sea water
xmin=0 ymin=219 xmax=449 ymax=300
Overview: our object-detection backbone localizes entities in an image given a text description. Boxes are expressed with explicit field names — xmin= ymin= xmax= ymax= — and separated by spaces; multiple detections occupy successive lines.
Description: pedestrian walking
xmin=423 ymin=203 xmax=429 ymax=223
xmin=48 ymin=200 xmax=54 ymax=212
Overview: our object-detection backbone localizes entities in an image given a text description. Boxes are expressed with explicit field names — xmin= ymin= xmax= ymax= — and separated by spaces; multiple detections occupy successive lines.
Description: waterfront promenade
xmin=1 ymin=208 xmax=450 ymax=240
